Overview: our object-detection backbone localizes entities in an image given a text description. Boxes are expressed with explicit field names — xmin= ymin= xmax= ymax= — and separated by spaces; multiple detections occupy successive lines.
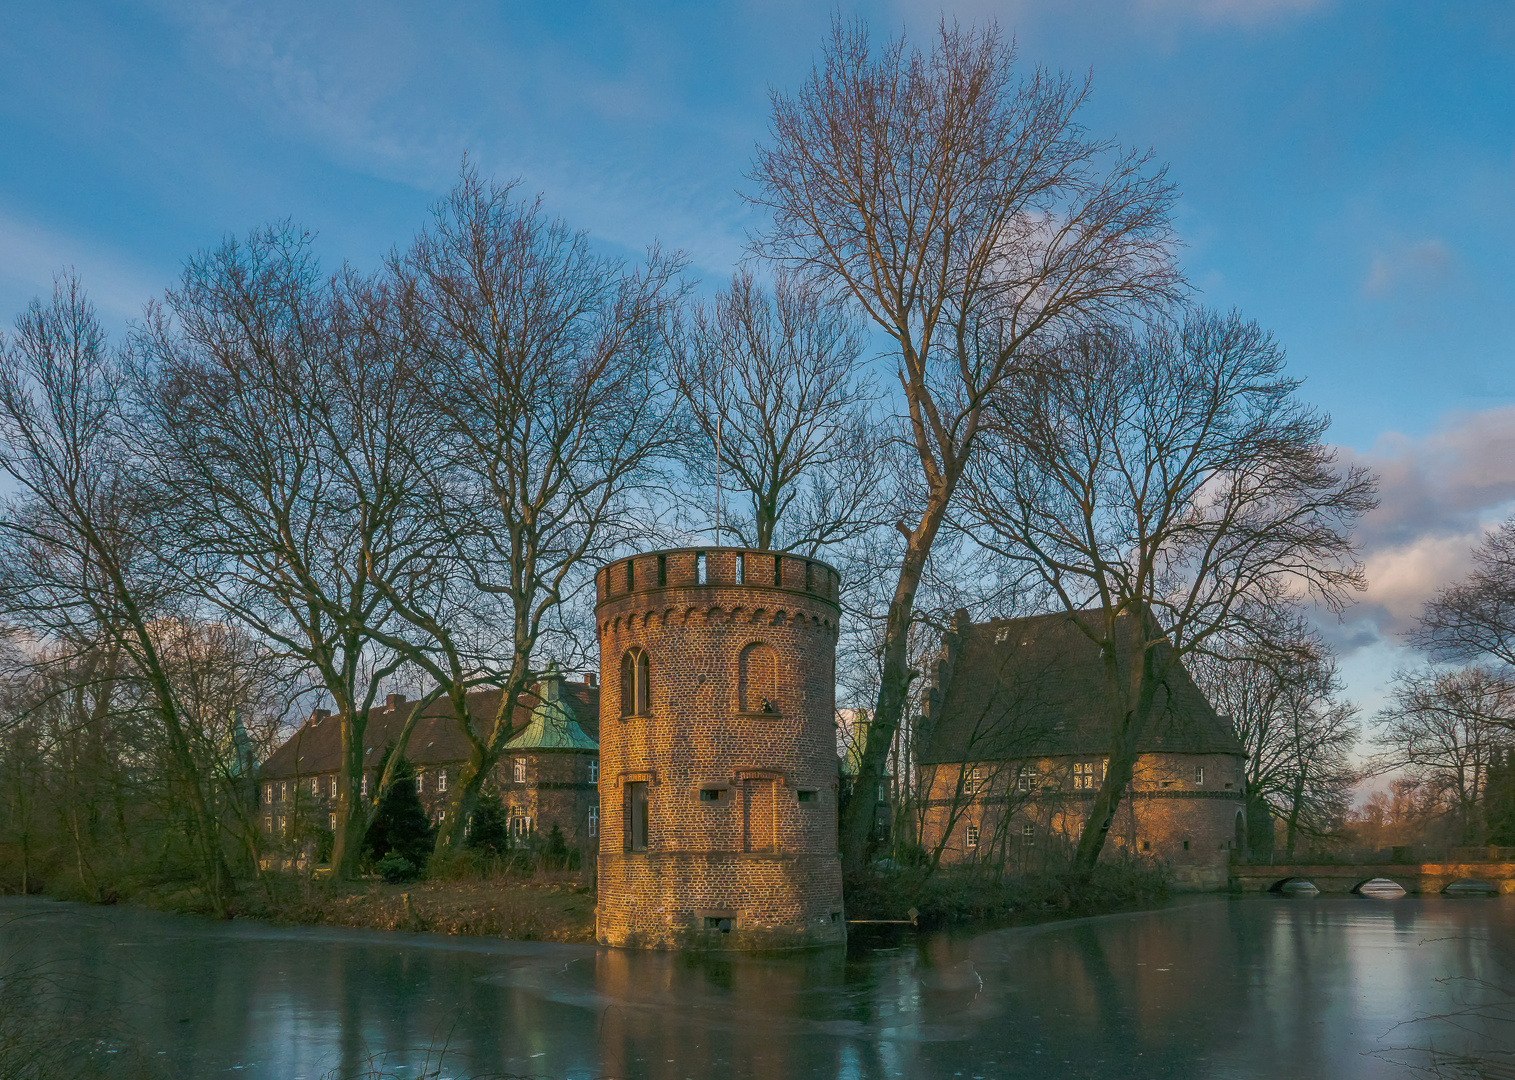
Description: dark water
xmin=1 ymin=895 xmax=1512 ymax=1079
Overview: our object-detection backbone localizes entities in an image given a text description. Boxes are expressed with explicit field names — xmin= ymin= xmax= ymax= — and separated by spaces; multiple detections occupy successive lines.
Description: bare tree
xmin=963 ymin=309 xmax=1376 ymax=874
xmin=392 ymin=169 xmax=684 ymax=856
xmin=1192 ymin=619 xmax=1359 ymax=860
xmin=750 ymin=19 xmax=1183 ymax=870
xmin=1374 ymin=666 xmax=1515 ymax=846
xmin=0 ymin=275 xmax=236 ymax=910
xmin=134 ymin=229 xmax=445 ymax=879
xmin=670 ymin=268 xmax=884 ymax=552
xmin=1412 ymin=517 xmax=1515 ymax=670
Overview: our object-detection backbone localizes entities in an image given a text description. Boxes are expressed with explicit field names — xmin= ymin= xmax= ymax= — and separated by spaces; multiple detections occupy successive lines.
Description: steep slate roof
xmin=503 ymin=664 xmax=598 ymax=752
xmin=259 ymin=680 xmax=601 ymax=779
xmin=918 ymin=612 xmax=1241 ymax=765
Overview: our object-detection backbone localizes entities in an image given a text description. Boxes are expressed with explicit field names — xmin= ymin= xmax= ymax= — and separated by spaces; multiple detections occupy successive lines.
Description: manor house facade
xmin=915 ymin=611 xmax=1247 ymax=891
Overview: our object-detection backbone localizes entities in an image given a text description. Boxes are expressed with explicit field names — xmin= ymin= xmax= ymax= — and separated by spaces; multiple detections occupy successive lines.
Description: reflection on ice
xmin=0 ymin=894 xmax=1510 ymax=1079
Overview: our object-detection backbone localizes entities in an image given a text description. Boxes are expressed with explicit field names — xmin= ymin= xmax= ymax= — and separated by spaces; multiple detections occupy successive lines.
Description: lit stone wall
xmin=595 ymin=547 xmax=847 ymax=949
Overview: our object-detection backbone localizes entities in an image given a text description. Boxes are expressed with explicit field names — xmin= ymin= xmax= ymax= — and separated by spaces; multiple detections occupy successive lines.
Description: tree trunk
xmin=1073 ymin=630 xmax=1163 ymax=876
xmin=839 ymin=502 xmax=947 ymax=874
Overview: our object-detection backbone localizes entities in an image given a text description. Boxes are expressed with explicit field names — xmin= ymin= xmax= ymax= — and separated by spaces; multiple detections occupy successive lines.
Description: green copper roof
xmin=504 ymin=663 xmax=599 ymax=752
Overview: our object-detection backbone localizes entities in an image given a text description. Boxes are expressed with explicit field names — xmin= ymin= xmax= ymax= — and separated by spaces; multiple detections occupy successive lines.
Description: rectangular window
xmin=437 ymin=771 xmax=447 ymax=792
xmin=700 ymin=788 xmax=724 ymax=802
xmin=625 ymin=781 xmax=649 ymax=852
xmin=264 ymin=816 xmax=272 ymax=831
xmin=624 ymin=559 xmax=634 ymax=592
xmin=1074 ymin=762 xmax=1095 ymax=790
xmin=1017 ymin=773 xmax=1031 ymax=792
xmin=1182 ymin=840 xmax=1190 ymax=851
xmin=736 ymin=553 xmax=746 ymax=584
xmin=797 ymin=789 xmax=818 ymax=803
xmin=1142 ymin=839 xmax=1151 ymax=851
xmin=704 ymin=916 xmax=732 ymax=933
xmin=416 ymin=771 xmax=424 ymax=793
xmin=328 ymin=813 xmax=336 ymax=831
xmin=1194 ymin=764 xmax=1204 ymax=785
xmin=514 ymin=758 xmax=527 ymax=783
xmin=312 ymin=777 xmax=320 ymax=796
xmin=966 ymin=823 xmax=980 ymax=848
xmin=773 ymin=554 xmax=783 ymax=585
xmin=329 ymin=776 xmax=337 ymax=798
xmin=361 ymin=774 xmax=369 ymax=797
xmin=588 ymin=760 xmax=599 ymax=783
xmin=1022 ymin=823 xmax=1035 ymax=846
xmin=804 ymin=561 xmax=814 ymax=591
xmin=968 ymin=767 xmax=981 ymax=784
xmin=588 ymin=805 xmax=599 ymax=837
xmin=696 ymin=551 xmax=706 ymax=584
xmin=657 ymin=554 xmax=667 ymax=586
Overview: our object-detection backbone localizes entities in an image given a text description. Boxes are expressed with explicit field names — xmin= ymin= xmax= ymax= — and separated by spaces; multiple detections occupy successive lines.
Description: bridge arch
xmin=1350 ymin=877 xmax=1406 ymax=897
xmin=1441 ymin=878 xmax=1498 ymax=896
xmin=1267 ymin=876 xmax=1319 ymax=895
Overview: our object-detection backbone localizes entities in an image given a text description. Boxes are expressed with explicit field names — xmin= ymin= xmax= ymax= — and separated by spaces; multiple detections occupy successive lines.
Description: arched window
xmin=738 ymin=642 xmax=778 ymax=713
xmin=621 ymin=647 xmax=650 ymax=716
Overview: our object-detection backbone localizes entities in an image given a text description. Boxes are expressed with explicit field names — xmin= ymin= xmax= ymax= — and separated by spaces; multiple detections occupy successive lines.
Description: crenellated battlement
xmin=594 ymin=547 xmax=841 ymax=608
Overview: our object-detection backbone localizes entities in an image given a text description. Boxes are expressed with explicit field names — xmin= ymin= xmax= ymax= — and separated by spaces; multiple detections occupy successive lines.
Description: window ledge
xmin=735 ymin=710 xmax=784 ymax=720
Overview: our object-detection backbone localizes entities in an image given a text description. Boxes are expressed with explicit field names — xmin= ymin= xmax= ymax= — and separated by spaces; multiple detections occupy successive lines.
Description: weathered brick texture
xmin=595 ymin=547 xmax=846 ymax=949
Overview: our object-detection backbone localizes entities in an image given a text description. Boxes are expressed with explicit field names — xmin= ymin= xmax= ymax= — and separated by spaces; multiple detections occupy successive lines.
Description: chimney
xmin=312 ymin=708 xmax=332 ymax=724
xmin=386 ymin=693 xmax=407 ymax=710
xmin=585 ymin=672 xmax=597 ymax=688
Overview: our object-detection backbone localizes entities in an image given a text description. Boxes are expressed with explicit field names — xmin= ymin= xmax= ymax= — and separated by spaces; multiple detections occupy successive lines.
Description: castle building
xmin=916 ymin=611 xmax=1246 ymax=891
xmin=594 ymin=547 xmax=847 ymax=949
xmin=257 ymin=674 xmax=600 ymax=859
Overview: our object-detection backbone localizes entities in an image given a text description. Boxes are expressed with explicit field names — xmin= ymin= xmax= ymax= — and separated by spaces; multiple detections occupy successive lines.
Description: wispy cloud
xmin=0 ymin=209 xmax=161 ymax=327
xmin=1138 ymin=0 xmax=1331 ymax=25
xmin=1362 ymin=238 xmax=1455 ymax=299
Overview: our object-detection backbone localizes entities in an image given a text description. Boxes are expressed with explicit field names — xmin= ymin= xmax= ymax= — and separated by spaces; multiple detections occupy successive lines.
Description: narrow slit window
xmin=625 ymin=781 xmax=649 ymax=852
xmin=804 ymin=561 xmax=814 ymax=591
xmin=1194 ymin=764 xmax=1204 ymax=785
xmin=696 ymin=550 xmax=706 ymax=584
xmin=657 ymin=554 xmax=667 ymax=586
xmin=624 ymin=559 xmax=634 ymax=592
xmin=736 ymin=553 xmax=746 ymax=584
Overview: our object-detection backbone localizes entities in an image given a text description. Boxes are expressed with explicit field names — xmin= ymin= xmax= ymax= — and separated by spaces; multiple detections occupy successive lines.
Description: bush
xmin=375 ymin=853 xmax=420 ymax=884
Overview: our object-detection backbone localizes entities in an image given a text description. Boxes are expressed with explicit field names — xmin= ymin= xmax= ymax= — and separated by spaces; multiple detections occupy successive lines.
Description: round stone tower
xmin=594 ymin=547 xmax=846 ymax=949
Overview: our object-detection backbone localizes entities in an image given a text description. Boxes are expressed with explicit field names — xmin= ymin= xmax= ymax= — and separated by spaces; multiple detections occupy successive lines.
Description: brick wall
xmin=919 ymin=751 xmax=1246 ymax=890
xmin=595 ymin=547 xmax=847 ymax=949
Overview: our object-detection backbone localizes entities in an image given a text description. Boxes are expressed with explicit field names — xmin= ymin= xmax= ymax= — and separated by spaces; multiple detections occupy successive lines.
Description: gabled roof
xmin=503 ymin=664 xmax=598 ymax=752
xmin=918 ymin=611 xmax=1241 ymax=765
xmin=259 ymin=679 xmax=600 ymax=779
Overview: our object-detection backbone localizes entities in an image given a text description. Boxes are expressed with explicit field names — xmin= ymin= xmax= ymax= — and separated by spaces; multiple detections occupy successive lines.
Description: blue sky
xmin=1 ymin=0 xmax=1512 ymax=723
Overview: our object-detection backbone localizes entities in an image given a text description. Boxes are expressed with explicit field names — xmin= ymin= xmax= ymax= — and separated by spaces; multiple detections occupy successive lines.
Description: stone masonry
xmin=595 ymin=547 xmax=847 ymax=949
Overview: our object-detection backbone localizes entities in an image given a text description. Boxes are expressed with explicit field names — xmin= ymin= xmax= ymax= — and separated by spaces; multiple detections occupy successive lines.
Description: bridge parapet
xmin=1231 ymin=862 xmax=1515 ymax=895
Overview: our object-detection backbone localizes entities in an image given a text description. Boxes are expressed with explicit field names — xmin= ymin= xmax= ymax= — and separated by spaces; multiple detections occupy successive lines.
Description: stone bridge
xmin=1231 ymin=861 xmax=1515 ymax=895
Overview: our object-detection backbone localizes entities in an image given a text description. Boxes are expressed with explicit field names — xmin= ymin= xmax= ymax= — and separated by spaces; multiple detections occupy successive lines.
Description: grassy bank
xmin=5 ymin=851 xmax=1169 ymax=944
xmin=845 ymin=857 xmax=1173 ymax=929
xmin=136 ymin=872 xmax=598 ymax=942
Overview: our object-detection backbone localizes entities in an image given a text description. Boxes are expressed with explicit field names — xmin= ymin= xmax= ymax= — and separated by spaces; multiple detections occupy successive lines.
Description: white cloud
xmin=1329 ymin=405 xmax=1515 ymax=649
